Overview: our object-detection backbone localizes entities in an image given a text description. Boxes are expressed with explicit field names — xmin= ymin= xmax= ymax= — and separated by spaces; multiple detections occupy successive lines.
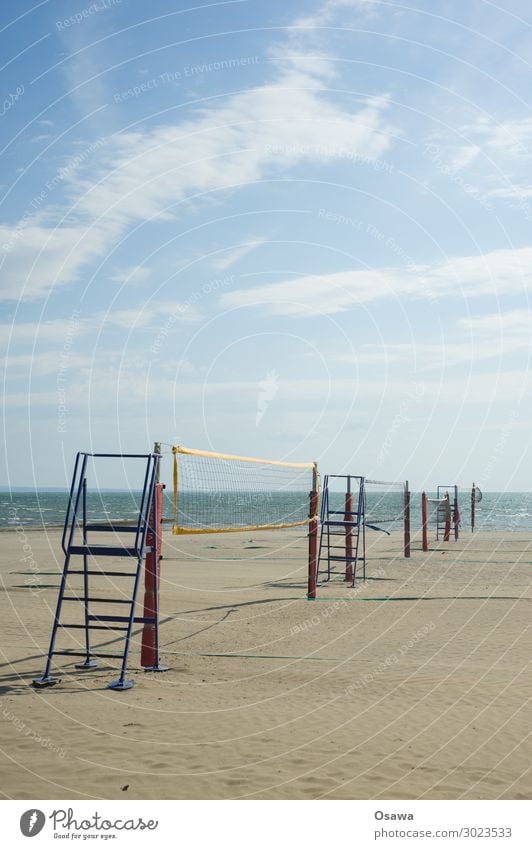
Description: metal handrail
xmin=61 ymin=451 xmax=156 ymax=556
xmin=61 ymin=451 xmax=82 ymax=555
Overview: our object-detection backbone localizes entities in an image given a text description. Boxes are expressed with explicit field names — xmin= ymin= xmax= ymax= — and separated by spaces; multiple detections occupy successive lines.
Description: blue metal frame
xmin=317 ymin=474 xmax=366 ymax=588
xmin=33 ymin=451 xmax=166 ymax=691
xmin=75 ymin=477 xmax=98 ymax=670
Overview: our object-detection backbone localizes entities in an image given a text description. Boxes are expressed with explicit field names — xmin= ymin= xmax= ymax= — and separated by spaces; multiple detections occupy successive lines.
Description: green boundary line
xmin=307 ymin=596 xmax=530 ymax=602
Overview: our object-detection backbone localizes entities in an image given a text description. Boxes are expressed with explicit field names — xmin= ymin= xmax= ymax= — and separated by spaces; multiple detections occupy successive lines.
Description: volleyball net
xmin=364 ymin=478 xmax=411 ymax=560
xmin=171 ymin=445 xmax=318 ymax=534
xmin=364 ymin=479 xmax=409 ymax=528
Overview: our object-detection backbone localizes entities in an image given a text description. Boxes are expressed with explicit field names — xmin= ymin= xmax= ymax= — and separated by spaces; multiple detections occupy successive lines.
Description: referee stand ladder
xmin=437 ymin=484 xmax=460 ymax=541
xmin=33 ymin=451 xmax=167 ymax=691
xmin=317 ymin=474 xmax=366 ymax=587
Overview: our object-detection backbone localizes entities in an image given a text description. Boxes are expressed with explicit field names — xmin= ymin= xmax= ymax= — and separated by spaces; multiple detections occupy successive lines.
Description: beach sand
xmin=1 ymin=525 xmax=531 ymax=800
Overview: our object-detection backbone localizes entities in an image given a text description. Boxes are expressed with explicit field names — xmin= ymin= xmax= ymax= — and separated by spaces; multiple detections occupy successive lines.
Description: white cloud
xmin=72 ymin=87 xmax=393 ymax=229
xmin=108 ymin=265 xmax=152 ymax=285
xmin=336 ymin=309 xmax=532 ymax=370
xmin=339 ymin=337 xmax=532 ymax=369
xmin=100 ymin=300 xmax=200 ymax=330
xmin=458 ymin=309 xmax=532 ymax=334
xmin=0 ymin=319 xmax=85 ymax=345
xmin=222 ymin=245 xmax=532 ymax=315
xmin=429 ymin=117 xmax=532 ymax=204
xmin=481 ymin=118 xmax=532 ymax=156
xmin=223 ymin=268 xmax=398 ymax=315
xmin=426 ymin=247 xmax=532 ymax=297
xmin=6 ymin=366 xmax=532 ymax=415
xmin=294 ymin=0 xmax=377 ymax=29
xmin=489 ymin=185 xmax=532 ymax=200
xmin=460 ymin=116 xmax=532 ymax=160
xmin=210 ymin=238 xmax=267 ymax=271
xmin=0 ymin=30 xmax=395 ymax=303
xmin=0 ymin=222 xmax=110 ymax=301
xmin=448 ymin=145 xmax=481 ymax=171
xmin=1 ymin=351 xmax=91 ymax=379
xmin=326 ymin=0 xmax=377 ymax=11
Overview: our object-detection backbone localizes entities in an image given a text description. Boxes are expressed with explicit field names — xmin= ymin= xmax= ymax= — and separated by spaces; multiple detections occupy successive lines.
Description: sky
xmin=2 ymin=0 xmax=532 ymax=490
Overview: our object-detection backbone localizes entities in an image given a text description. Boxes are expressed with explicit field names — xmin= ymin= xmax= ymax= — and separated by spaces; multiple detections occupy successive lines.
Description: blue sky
xmin=2 ymin=0 xmax=532 ymax=489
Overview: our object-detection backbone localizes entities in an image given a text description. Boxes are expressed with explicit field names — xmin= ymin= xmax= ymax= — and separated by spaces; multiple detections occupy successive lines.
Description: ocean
xmin=1 ymin=489 xmax=532 ymax=532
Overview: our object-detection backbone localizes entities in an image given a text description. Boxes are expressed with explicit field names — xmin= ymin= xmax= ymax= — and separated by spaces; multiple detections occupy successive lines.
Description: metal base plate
xmin=32 ymin=676 xmax=59 ymax=688
xmin=107 ymin=679 xmax=135 ymax=691
xmin=75 ymin=660 xmax=99 ymax=669
xmin=143 ymin=664 xmax=169 ymax=673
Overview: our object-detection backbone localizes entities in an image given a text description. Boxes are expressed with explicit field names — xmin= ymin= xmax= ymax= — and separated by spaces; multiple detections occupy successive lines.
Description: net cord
xmin=365 ymin=479 xmax=405 ymax=488
xmin=173 ymin=519 xmax=311 ymax=535
xmin=173 ymin=444 xmax=315 ymax=469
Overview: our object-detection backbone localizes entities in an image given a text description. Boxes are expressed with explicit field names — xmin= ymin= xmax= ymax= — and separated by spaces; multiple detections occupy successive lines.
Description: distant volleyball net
xmin=171 ymin=445 xmax=318 ymax=534
xmin=364 ymin=479 xmax=409 ymax=529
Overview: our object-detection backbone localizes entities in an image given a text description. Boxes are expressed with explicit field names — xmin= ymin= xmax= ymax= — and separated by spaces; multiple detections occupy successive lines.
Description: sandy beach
xmin=1 ymin=525 xmax=531 ymax=800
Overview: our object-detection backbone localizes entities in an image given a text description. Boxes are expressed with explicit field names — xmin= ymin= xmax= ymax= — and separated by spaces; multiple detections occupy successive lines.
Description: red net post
xmin=422 ymin=491 xmax=428 ymax=552
xmin=344 ymin=483 xmax=354 ymax=582
xmin=141 ymin=482 xmax=165 ymax=669
xmin=443 ymin=493 xmax=451 ymax=542
xmin=404 ymin=482 xmax=411 ymax=558
xmin=307 ymin=465 xmax=319 ymax=600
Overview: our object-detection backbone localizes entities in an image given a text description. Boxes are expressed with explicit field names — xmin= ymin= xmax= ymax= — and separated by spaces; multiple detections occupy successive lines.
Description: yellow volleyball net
xmin=172 ymin=445 xmax=318 ymax=535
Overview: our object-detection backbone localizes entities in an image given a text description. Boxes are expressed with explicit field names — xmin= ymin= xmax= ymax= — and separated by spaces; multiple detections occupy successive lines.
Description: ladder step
xmin=69 ymin=545 xmax=142 ymax=557
xmin=327 ymin=555 xmax=357 ymax=561
xmin=67 ymin=570 xmax=138 ymax=577
xmin=62 ymin=597 xmax=133 ymax=604
xmin=52 ymin=650 xmax=125 ymax=659
xmin=326 ymin=533 xmax=359 ymax=540
xmin=88 ymin=614 xmax=155 ymax=624
xmin=85 ymin=524 xmax=140 ymax=533
xmin=328 ymin=510 xmax=358 ymax=516
xmin=324 ymin=520 xmax=360 ymax=526
xmin=319 ymin=569 xmax=352 ymax=575
xmin=59 ymin=623 xmax=129 ymax=631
